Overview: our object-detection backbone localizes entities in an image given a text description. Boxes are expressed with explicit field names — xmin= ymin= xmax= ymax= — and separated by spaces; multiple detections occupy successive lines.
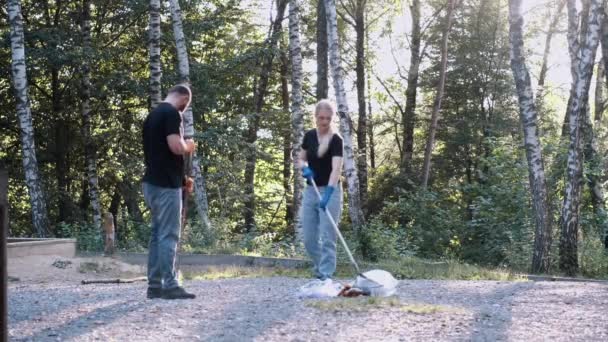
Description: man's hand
xmin=185 ymin=139 xmax=196 ymax=154
xmin=184 ymin=177 xmax=194 ymax=193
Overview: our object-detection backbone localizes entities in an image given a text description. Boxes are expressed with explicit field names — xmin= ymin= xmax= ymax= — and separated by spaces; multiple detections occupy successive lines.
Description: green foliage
xmin=56 ymin=222 xmax=103 ymax=252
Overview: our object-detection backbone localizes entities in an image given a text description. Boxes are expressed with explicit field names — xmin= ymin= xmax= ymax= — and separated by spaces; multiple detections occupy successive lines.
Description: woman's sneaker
xmin=162 ymin=286 xmax=196 ymax=300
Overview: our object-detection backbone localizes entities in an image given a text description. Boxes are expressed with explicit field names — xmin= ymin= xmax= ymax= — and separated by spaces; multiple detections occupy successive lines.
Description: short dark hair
xmin=168 ymin=84 xmax=191 ymax=97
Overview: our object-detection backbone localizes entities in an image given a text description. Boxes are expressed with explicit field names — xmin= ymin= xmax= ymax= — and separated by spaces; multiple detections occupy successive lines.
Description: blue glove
xmin=302 ymin=166 xmax=314 ymax=180
xmin=319 ymin=186 xmax=335 ymax=210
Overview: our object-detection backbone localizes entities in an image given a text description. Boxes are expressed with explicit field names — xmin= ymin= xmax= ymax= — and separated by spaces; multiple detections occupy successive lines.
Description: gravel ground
xmin=8 ymin=277 xmax=608 ymax=341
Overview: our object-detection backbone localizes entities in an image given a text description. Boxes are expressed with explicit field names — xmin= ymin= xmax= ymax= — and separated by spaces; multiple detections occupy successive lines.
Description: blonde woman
xmin=298 ymin=100 xmax=343 ymax=280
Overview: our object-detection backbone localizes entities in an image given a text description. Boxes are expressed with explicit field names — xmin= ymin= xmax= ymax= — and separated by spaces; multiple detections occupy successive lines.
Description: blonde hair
xmin=315 ymin=99 xmax=336 ymax=158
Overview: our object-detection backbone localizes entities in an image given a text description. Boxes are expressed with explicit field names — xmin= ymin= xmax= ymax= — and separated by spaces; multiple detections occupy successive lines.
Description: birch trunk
xmin=401 ymin=0 xmax=421 ymax=178
xmin=81 ymin=0 xmax=102 ymax=229
xmin=9 ymin=0 xmax=49 ymax=237
xmin=559 ymin=0 xmax=603 ymax=276
xmin=243 ymin=0 xmax=288 ymax=232
xmin=169 ymin=0 xmax=212 ymax=234
xmin=421 ymin=0 xmax=456 ymax=189
xmin=316 ymin=0 xmax=329 ymax=100
xmin=508 ymin=0 xmax=553 ymax=273
xmin=149 ymin=0 xmax=162 ymax=109
xmin=324 ymin=0 xmax=365 ymax=230
xmin=280 ymin=44 xmax=294 ymax=228
xmin=289 ymin=0 xmax=305 ymax=235
xmin=583 ymin=78 xmax=608 ymax=248
xmin=602 ymin=15 xmax=608 ymax=85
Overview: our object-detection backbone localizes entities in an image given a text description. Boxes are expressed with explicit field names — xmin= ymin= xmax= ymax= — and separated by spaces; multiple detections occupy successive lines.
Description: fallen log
xmin=81 ymin=276 xmax=147 ymax=285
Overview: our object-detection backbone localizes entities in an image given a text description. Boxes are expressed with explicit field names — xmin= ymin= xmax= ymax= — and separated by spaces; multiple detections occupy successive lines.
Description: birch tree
xmin=421 ymin=0 xmax=457 ymax=189
xmin=169 ymin=0 xmax=212 ymax=235
xmin=289 ymin=0 xmax=305 ymax=231
xmin=8 ymin=0 xmax=49 ymax=237
xmin=317 ymin=0 xmax=329 ymax=100
xmin=508 ymin=0 xmax=553 ymax=273
xmin=559 ymin=0 xmax=603 ymax=276
xmin=149 ymin=0 xmax=162 ymax=109
xmin=81 ymin=0 xmax=102 ymax=229
xmin=324 ymin=0 xmax=365 ymax=230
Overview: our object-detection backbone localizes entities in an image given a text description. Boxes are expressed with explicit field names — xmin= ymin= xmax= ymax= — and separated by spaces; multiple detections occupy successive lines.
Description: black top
xmin=301 ymin=129 xmax=343 ymax=187
xmin=142 ymin=102 xmax=184 ymax=188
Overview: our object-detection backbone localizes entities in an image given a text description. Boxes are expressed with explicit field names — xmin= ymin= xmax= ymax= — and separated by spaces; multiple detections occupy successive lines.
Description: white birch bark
xmin=81 ymin=0 xmax=102 ymax=229
xmin=559 ymin=0 xmax=604 ymax=276
xmin=169 ymin=0 xmax=212 ymax=234
xmin=289 ymin=0 xmax=305 ymax=233
xmin=9 ymin=0 xmax=49 ymax=237
xmin=149 ymin=0 xmax=162 ymax=109
xmin=324 ymin=0 xmax=365 ymax=229
xmin=508 ymin=0 xmax=553 ymax=273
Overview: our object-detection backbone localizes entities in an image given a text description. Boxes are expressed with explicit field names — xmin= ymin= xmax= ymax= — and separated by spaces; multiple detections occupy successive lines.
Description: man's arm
xmin=167 ymin=135 xmax=195 ymax=155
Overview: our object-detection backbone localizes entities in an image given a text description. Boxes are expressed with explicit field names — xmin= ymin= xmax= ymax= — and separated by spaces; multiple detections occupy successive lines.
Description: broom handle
xmin=310 ymin=179 xmax=361 ymax=274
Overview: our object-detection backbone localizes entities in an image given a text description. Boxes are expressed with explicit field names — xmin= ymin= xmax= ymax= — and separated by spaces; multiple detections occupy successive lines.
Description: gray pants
xmin=299 ymin=185 xmax=343 ymax=280
xmin=142 ymin=182 xmax=182 ymax=290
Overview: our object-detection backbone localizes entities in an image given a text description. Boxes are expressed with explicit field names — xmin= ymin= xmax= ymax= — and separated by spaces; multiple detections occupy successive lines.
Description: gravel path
xmin=8 ymin=277 xmax=608 ymax=341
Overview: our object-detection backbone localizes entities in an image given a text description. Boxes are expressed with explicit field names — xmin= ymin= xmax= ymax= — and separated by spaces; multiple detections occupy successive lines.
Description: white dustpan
xmin=353 ymin=269 xmax=398 ymax=297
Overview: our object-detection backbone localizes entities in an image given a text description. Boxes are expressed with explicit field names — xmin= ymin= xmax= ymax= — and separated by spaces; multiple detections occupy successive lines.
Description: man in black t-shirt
xmin=142 ymin=85 xmax=196 ymax=300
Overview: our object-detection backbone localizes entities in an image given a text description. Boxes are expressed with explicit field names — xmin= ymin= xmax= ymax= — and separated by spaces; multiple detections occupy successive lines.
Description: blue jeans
xmin=142 ymin=182 xmax=182 ymax=289
xmin=299 ymin=185 xmax=343 ymax=280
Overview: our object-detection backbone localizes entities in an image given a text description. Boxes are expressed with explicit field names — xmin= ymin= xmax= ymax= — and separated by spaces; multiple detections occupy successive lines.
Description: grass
xmin=181 ymin=265 xmax=311 ymax=281
xmin=178 ymin=255 xmax=525 ymax=282
xmin=306 ymin=296 xmax=454 ymax=314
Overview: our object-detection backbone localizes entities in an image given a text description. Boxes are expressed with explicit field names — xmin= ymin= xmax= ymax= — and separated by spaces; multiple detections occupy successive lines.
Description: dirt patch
xmin=8 ymin=255 xmax=144 ymax=284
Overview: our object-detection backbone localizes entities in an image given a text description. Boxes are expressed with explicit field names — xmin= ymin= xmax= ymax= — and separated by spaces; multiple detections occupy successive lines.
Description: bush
xmin=56 ymin=221 xmax=103 ymax=252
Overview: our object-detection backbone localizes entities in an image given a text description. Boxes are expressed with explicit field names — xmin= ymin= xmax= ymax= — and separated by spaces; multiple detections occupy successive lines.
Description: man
xmin=142 ymin=84 xmax=196 ymax=300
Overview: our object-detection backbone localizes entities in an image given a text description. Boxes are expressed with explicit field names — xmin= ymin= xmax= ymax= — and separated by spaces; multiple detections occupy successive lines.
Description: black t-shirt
xmin=142 ymin=102 xmax=184 ymax=188
xmin=301 ymin=129 xmax=343 ymax=186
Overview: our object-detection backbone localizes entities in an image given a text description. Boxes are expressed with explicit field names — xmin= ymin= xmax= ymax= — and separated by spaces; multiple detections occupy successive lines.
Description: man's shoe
xmin=147 ymin=287 xmax=162 ymax=299
xmin=162 ymin=286 xmax=196 ymax=300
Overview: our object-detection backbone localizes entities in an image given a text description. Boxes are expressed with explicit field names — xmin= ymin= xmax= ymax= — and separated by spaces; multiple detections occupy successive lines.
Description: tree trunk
xmin=108 ymin=186 xmax=121 ymax=241
xmin=169 ymin=0 xmax=213 ymax=235
xmin=289 ymin=0 xmax=305 ymax=238
xmin=324 ymin=0 xmax=365 ymax=230
xmin=560 ymin=0 xmax=603 ymax=276
xmin=9 ymin=0 xmax=49 ymax=237
xmin=401 ymin=0 xmax=421 ymax=178
xmin=243 ymin=0 xmax=288 ymax=232
xmin=354 ymin=1 xmax=368 ymax=212
xmin=595 ymin=62 xmax=604 ymax=124
xmin=118 ymin=181 xmax=144 ymax=224
xmin=536 ymin=0 xmax=567 ymax=135
xmin=602 ymin=15 xmax=608 ymax=85
xmin=421 ymin=0 xmax=456 ymax=189
xmin=280 ymin=43 xmax=294 ymax=229
xmin=148 ymin=0 xmax=162 ymax=109
xmin=367 ymin=63 xmax=376 ymax=171
xmin=316 ymin=0 xmax=329 ymax=100
xmin=508 ymin=0 xmax=553 ymax=273
xmin=81 ymin=0 xmax=102 ymax=229
xmin=583 ymin=69 xmax=608 ymax=247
